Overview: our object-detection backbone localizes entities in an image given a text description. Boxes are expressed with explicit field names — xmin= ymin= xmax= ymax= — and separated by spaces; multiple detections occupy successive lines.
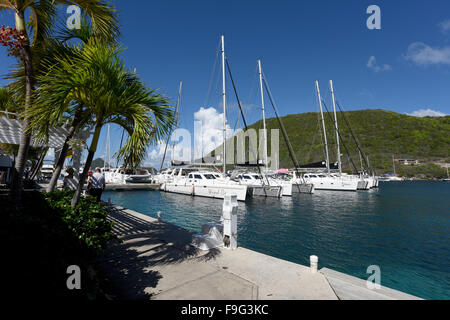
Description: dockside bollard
xmin=222 ymin=194 xmax=238 ymax=250
xmin=310 ymin=255 xmax=318 ymax=273
xmin=157 ymin=211 xmax=162 ymax=222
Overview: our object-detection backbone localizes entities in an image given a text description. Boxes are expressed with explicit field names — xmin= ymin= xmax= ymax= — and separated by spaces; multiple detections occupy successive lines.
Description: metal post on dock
xmin=310 ymin=255 xmax=318 ymax=273
xmin=157 ymin=211 xmax=162 ymax=222
xmin=222 ymin=194 xmax=238 ymax=250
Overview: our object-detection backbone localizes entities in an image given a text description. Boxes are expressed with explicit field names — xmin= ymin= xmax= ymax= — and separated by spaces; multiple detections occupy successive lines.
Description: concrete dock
xmin=99 ymin=204 xmax=422 ymax=300
xmin=104 ymin=183 xmax=161 ymax=191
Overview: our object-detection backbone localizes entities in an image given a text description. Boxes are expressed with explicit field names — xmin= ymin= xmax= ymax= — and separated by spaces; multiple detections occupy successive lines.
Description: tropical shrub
xmin=44 ymin=190 xmax=116 ymax=253
xmin=1 ymin=190 xmax=117 ymax=300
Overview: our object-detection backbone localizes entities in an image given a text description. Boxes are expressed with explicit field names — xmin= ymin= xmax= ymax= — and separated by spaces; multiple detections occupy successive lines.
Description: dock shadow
xmin=98 ymin=206 xmax=221 ymax=300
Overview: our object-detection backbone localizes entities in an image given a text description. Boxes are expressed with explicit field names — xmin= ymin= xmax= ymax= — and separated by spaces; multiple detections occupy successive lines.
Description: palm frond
xmin=27 ymin=0 xmax=58 ymax=44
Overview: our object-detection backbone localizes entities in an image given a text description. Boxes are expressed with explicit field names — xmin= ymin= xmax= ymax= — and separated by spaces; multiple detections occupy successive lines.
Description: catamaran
xmin=253 ymin=60 xmax=313 ymax=195
xmin=232 ymin=171 xmax=283 ymax=197
xmin=302 ymin=80 xmax=364 ymax=191
xmin=159 ymin=168 xmax=248 ymax=201
xmin=103 ymin=167 xmax=154 ymax=184
xmin=156 ymin=36 xmax=251 ymax=201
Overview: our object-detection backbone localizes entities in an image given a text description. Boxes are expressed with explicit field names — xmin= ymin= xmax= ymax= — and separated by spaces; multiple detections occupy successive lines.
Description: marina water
xmin=103 ymin=181 xmax=450 ymax=300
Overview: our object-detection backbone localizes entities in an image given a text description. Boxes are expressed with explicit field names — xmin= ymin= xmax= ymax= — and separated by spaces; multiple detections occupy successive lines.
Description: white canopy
xmin=0 ymin=117 xmax=69 ymax=148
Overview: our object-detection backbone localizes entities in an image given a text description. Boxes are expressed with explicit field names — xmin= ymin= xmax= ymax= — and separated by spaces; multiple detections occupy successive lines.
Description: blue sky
xmin=1 ymin=0 xmax=450 ymax=167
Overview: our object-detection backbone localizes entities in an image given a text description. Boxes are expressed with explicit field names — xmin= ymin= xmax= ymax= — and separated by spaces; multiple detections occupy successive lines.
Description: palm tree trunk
xmin=46 ymin=126 xmax=76 ymax=193
xmin=30 ymin=147 xmax=48 ymax=180
xmin=10 ymin=11 xmax=34 ymax=200
xmin=47 ymin=109 xmax=83 ymax=193
xmin=71 ymin=124 xmax=102 ymax=207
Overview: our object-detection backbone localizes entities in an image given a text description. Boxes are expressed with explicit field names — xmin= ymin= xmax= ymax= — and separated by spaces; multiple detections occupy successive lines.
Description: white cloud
xmin=193 ymin=107 xmax=239 ymax=159
xmin=438 ymin=20 xmax=450 ymax=34
xmin=404 ymin=42 xmax=450 ymax=66
xmin=145 ymin=133 xmax=192 ymax=169
xmin=407 ymin=108 xmax=447 ymax=117
xmin=144 ymin=107 xmax=240 ymax=169
xmin=367 ymin=56 xmax=392 ymax=72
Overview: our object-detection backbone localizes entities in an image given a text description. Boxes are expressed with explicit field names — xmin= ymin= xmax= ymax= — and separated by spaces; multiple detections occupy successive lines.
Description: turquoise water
xmin=103 ymin=181 xmax=450 ymax=300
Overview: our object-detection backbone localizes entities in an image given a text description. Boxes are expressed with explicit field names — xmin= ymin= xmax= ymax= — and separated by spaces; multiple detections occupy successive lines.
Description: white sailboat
xmin=158 ymin=36 xmax=248 ymax=201
xmin=232 ymin=171 xmax=283 ymax=197
xmin=104 ymin=167 xmax=153 ymax=184
xmin=254 ymin=60 xmax=314 ymax=196
xmin=303 ymin=81 xmax=360 ymax=191
xmin=255 ymin=60 xmax=291 ymax=196
xmin=443 ymin=165 xmax=450 ymax=182
xmin=380 ymin=155 xmax=403 ymax=181
xmin=161 ymin=168 xmax=248 ymax=201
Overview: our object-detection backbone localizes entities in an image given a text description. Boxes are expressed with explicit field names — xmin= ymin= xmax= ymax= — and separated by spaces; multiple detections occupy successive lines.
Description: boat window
xmin=253 ymin=175 xmax=262 ymax=179
xmin=318 ymin=175 xmax=326 ymax=178
xmin=194 ymin=174 xmax=203 ymax=179
xmin=204 ymin=174 xmax=215 ymax=179
xmin=243 ymin=175 xmax=251 ymax=179
xmin=188 ymin=174 xmax=193 ymax=179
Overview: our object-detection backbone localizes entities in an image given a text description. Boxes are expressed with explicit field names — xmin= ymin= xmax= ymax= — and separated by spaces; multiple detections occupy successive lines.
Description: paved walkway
xmin=99 ymin=205 xmax=337 ymax=300
xmin=99 ymin=204 xmax=422 ymax=300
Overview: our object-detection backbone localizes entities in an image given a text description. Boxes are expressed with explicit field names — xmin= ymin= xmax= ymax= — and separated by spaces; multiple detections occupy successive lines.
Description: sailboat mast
xmin=315 ymin=80 xmax=330 ymax=174
xmin=221 ymin=35 xmax=227 ymax=175
xmin=393 ymin=154 xmax=396 ymax=176
xmin=258 ymin=60 xmax=269 ymax=172
xmin=359 ymin=150 xmax=364 ymax=172
xmin=166 ymin=81 xmax=182 ymax=167
xmin=329 ymin=80 xmax=341 ymax=174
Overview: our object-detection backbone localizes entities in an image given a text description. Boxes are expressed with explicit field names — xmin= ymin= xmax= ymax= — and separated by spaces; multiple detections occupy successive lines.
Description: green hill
xmin=214 ymin=109 xmax=450 ymax=178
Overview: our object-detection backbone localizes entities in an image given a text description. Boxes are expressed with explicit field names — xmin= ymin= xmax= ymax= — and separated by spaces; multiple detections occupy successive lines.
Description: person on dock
xmin=88 ymin=167 xmax=105 ymax=202
xmin=62 ymin=167 xmax=77 ymax=191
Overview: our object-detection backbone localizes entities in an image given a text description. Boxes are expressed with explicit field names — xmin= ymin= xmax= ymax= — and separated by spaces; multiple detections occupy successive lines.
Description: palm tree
xmin=26 ymin=22 xmax=116 ymax=193
xmin=0 ymin=0 xmax=119 ymax=199
xmin=28 ymin=40 xmax=174 ymax=207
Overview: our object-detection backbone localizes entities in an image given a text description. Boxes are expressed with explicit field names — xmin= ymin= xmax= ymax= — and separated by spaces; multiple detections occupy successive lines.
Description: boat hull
xmin=163 ymin=182 xmax=248 ymax=201
xmin=291 ymin=183 xmax=315 ymax=194
xmin=306 ymin=178 xmax=359 ymax=191
xmin=249 ymin=185 xmax=282 ymax=197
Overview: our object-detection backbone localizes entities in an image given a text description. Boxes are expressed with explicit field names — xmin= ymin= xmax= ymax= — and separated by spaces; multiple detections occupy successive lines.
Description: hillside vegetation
xmin=215 ymin=109 xmax=450 ymax=178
